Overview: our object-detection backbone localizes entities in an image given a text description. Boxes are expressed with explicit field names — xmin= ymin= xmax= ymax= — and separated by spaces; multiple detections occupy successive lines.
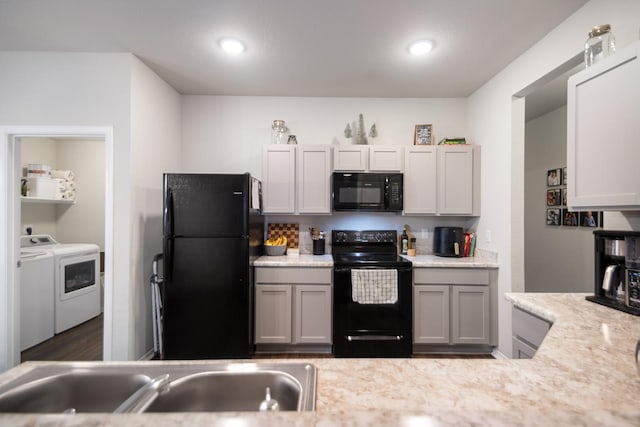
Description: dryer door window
xmin=64 ymin=259 xmax=96 ymax=294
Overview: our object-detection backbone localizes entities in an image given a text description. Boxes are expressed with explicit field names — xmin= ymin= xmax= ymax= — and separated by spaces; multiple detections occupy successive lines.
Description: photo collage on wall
xmin=546 ymin=167 xmax=602 ymax=228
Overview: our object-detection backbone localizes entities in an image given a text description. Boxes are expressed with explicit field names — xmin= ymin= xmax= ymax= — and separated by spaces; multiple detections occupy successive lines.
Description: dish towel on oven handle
xmin=351 ymin=269 xmax=398 ymax=304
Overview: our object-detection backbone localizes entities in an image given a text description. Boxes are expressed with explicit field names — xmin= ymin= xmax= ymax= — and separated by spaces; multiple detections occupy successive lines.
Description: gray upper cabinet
xmin=263 ymin=145 xmax=332 ymax=214
xmin=404 ymin=145 xmax=481 ymax=216
xmin=262 ymin=145 xmax=296 ymax=214
xmin=369 ymin=146 xmax=403 ymax=171
xmin=404 ymin=146 xmax=437 ymax=214
xmin=567 ymin=40 xmax=640 ymax=210
xmin=296 ymin=145 xmax=332 ymax=214
xmin=333 ymin=146 xmax=368 ymax=171
xmin=333 ymin=145 xmax=402 ymax=172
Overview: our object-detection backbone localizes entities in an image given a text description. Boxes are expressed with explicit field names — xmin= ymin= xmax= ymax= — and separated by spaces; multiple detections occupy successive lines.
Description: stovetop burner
xmin=331 ymin=230 xmax=412 ymax=267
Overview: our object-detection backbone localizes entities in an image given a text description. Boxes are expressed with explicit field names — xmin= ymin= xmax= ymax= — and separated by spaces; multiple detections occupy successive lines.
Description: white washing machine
xmin=21 ymin=235 xmax=101 ymax=334
xmin=19 ymin=247 xmax=54 ymax=351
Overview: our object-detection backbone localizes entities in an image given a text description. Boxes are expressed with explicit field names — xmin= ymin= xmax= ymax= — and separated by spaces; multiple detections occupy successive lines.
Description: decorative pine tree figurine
xmin=369 ymin=123 xmax=378 ymax=138
xmin=344 ymin=123 xmax=352 ymax=138
xmin=355 ymin=113 xmax=368 ymax=144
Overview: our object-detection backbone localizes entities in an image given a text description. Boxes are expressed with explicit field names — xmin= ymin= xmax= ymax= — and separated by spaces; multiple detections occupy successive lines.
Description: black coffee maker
xmin=587 ymin=230 xmax=640 ymax=316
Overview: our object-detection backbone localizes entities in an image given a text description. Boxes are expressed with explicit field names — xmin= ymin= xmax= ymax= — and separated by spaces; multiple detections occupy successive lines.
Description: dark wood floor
xmin=21 ymin=314 xmax=104 ymax=362
xmin=20 ymin=316 xmax=492 ymax=362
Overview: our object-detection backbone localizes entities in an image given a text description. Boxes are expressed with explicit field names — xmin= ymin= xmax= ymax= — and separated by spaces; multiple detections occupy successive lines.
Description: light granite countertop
xmin=1 ymin=293 xmax=639 ymax=426
xmin=403 ymin=254 xmax=498 ymax=268
xmin=253 ymin=253 xmax=334 ymax=267
xmin=253 ymin=252 xmax=498 ymax=268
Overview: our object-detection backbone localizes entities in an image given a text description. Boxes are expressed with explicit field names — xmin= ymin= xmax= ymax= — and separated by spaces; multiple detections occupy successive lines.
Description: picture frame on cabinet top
xmin=414 ymin=124 xmax=433 ymax=145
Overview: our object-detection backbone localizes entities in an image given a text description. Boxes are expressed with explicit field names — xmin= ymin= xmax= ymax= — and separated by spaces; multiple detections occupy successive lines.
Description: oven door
xmin=333 ymin=265 xmax=412 ymax=357
xmin=58 ymin=252 xmax=99 ymax=300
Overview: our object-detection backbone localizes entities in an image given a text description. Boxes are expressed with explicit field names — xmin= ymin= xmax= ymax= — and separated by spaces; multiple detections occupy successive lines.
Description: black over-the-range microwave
xmin=332 ymin=172 xmax=403 ymax=212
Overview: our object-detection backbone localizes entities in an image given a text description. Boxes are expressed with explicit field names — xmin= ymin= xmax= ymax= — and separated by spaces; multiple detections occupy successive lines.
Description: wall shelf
xmin=21 ymin=196 xmax=75 ymax=205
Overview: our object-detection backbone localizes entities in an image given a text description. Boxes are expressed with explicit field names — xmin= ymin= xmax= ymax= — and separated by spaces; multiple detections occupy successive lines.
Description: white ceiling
xmin=0 ymin=0 xmax=588 ymax=98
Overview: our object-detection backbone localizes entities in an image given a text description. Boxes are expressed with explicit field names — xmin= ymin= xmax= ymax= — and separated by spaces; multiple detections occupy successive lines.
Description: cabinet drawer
xmin=512 ymin=306 xmax=551 ymax=349
xmin=256 ymin=267 xmax=332 ymax=285
xmin=414 ymin=268 xmax=489 ymax=285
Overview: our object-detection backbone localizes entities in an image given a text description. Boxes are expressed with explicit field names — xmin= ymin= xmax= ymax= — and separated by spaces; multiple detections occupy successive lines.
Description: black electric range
xmin=331 ymin=230 xmax=413 ymax=357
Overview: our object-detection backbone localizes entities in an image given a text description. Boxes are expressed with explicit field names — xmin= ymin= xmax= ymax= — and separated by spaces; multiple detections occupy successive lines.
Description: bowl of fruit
xmin=265 ymin=236 xmax=288 ymax=256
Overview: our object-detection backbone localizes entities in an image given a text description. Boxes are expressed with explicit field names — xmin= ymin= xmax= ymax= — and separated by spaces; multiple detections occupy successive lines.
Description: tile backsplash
xmin=267 ymin=223 xmax=299 ymax=248
xmin=266 ymin=214 xmax=475 ymax=256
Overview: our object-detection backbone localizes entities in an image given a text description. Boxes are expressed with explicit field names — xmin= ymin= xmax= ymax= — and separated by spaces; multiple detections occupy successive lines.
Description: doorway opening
xmin=19 ymin=136 xmax=106 ymax=362
xmin=0 ymin=126 xmax=114 ymax=372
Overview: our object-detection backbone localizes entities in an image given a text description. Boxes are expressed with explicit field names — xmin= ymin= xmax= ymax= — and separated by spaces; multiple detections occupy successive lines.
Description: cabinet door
xmin=404 ymin=146 xmax=437 ymax=214
xmin=413 ymin=285 xmax=450 ymax=344
xmin=255 ymin=284 xmax=292 ymax=344
xmin=451 ymin=285 xmax=489 ymax=345
xmin=512 ymin=337 xmax=536 ymax=359
xmin=438 ymin=146 xmax=474 ymax=215
xmin=294 ymin=285 xmax=332 ymax=344
xmin=369 ymin=146 xmax=402 ymax=171
xmin=297 ymin=146 xmax=332 ymax=214
xmin=262 ymin=145 xmax=296 ymax=213
xmin=567 ymin=41 xmax=640 ymax=210
xmin=333 ymin=146 xmax=368 ymax=171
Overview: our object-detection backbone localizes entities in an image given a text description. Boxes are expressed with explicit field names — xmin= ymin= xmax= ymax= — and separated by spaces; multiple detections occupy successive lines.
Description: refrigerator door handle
xmin=164 ymin=190 xmax=174 ymax=238
xmin=164 ymin=190 xmax=174 ymax=282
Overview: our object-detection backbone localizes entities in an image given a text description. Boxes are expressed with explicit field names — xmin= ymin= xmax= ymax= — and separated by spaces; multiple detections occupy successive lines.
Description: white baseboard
xmin=139 ymin=349 xmax=155 ymax=361
xmin=491 ymin=348 xmax=509 ymax=360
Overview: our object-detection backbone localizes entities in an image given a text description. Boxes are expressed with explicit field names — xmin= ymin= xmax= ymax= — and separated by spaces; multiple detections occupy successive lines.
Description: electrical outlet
xmin=485 ymin=230 xmax=492 ymax=243
xmin=421 ymin=228 xmax=428 ymax=239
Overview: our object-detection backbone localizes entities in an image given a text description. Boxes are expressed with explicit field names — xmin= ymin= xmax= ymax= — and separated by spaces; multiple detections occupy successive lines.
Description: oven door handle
xmin=347 ymin=335 xmax=404 ymax=341
xmin=334 ymin=266 xmax=412 ymax=273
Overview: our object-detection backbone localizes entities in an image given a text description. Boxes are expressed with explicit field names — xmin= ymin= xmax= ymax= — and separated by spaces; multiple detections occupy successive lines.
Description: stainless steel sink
xmin=146 ymin=370 xmax=304 ymax=412
xmin=0 ymin=362 xmax=316 ymax=413
xmin=0 ymin=369 xmax=152 ymax=413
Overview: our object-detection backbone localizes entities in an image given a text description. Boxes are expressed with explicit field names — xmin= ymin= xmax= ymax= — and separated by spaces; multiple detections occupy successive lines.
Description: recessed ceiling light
xmin=408 ymin=40 xmax=434 ymax=56
xmin=219 ymin=37 xmax=246 ymax=54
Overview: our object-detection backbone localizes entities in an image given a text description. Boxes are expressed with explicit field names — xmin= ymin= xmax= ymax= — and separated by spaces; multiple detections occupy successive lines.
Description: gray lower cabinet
xmin=255 ymin=267 xmax=332 ymax=348
xmin=414 ymin=268 xmax=491 ymax=350
xmin=511 ymin=306 xmax=551 ymax=359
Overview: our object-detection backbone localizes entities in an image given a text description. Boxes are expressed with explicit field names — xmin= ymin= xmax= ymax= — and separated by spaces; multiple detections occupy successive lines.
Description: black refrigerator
xmin=162 ymin=173 xmax=264 ymax=359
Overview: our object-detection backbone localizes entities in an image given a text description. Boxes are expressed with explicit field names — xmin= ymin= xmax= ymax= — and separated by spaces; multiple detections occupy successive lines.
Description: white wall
xmin=20 ymin=137 xmax=106 ymax=249
xmin=181 ymin=96 xmax=476 ymax=255
xmin=130 ymin=56 xmax=182 ymax=358
xmin=20 ymin=137 xmax=58 ymax=237
xmin=0 ymin=52 xmax=133 ymax=362
xmin=467 ymin=0 xmax=640 ymax=356
xmin=524 ymin=106 xmax=593 ymax=292
xmin=181 ymin=96 xmax=467 ymax=178
xmin=1 ymin=52 xmax=182 ymax=363
xmin=56 ymin=138 xmax=106 ymax=249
